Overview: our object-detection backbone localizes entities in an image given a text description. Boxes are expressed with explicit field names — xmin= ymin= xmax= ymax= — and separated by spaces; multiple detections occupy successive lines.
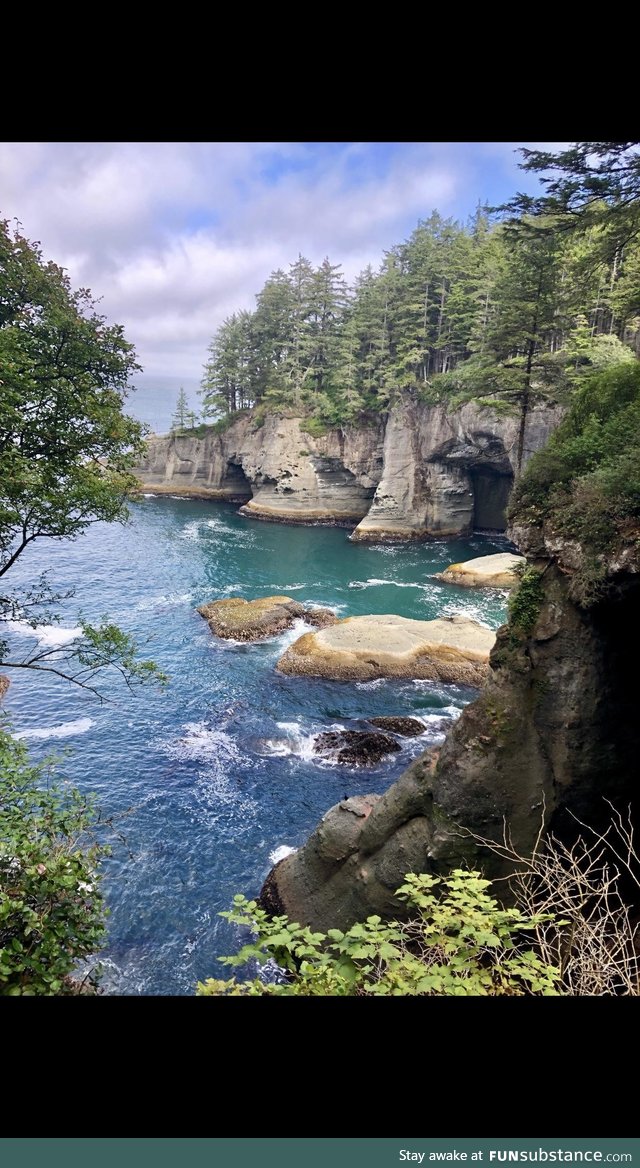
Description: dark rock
xmin=368 ymin=716 xmax=425 ymax=737
xmin=261 ymin=539 xmax=640 ymax=933
xmin=303 ymin=607 xmax=339 ymax=629
xmin=313 ymin=730 xmax=401 ymax=766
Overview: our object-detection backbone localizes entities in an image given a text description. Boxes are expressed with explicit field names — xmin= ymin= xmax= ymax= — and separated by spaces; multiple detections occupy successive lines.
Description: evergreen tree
xmin=171 ymin=387 xmax=190 ymax=432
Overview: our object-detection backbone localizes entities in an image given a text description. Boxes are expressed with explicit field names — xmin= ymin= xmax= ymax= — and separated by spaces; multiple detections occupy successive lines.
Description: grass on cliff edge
xmin=509 ymin=360 xmax=640 ymax=599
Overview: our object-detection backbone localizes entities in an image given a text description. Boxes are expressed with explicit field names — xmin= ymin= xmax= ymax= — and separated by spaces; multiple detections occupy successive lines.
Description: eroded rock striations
xmin=260 ymin=528 xmax=640 ymax=932
xmin=276 ymin=614 xmax=495 ymax=685
xmin=133 ymin=398 xmax=561 ymax=538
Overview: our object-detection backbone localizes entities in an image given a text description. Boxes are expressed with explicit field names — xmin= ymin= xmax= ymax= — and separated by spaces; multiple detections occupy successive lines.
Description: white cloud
xmin=0 ymin=141 xmax=547 ymax=377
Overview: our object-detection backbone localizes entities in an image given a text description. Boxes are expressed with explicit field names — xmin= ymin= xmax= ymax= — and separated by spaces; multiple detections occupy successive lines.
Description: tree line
xmin=201 ymin=163 xmax=640 ymax=459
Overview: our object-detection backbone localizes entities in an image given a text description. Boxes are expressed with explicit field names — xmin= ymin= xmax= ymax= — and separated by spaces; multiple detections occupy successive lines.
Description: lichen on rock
xmin=276 ymin=613 xmax=495 ymax=685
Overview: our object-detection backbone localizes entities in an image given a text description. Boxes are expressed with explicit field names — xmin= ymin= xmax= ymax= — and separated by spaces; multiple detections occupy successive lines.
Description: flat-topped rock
xmin=198 ymin=595 xmax=302 ymax=641
xmin=197 ymin=595 xmax=337 ymax=642
xmin=434 ymin=552 xmax=525 ymax=589
xmin=276 ymin=613 xmax=494 ymax=685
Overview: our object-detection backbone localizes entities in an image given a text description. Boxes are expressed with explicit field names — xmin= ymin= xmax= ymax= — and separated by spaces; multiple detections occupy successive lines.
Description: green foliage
xmin=197 ymin=870 xmax=561 ymax=996
xmin=0 ymin=728 xmax=107 ymax=995
xmin=299 ymin=416 xmax=329 ymax=437
xmin=511 ymin=361 xmax=640 ymax=601
xmin=170 ymin=387 xmax=198 ymax=433
xmin=199 ymin=157 xmax=640 ymax=433
xmin=507 ymin=566 xmax=545 ymax=637
xmin=0 ymin=218 xmax=165 ymax=695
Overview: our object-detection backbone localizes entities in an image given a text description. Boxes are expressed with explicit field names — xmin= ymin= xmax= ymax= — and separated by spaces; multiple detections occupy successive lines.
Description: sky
xmin=0 ymin=141 xmax=560 ymax=386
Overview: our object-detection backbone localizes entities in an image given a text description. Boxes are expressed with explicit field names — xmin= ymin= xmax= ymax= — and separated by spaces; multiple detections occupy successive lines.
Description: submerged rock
xmin=434 ymin=552 xmax=525 ymax=589
xmin=276 ymin=613 xmax=495 ymax=685
xmin=367 ymin=716 xmax=425 ymax=737
xmin=314 ymin=730 xmax=401 ymax=766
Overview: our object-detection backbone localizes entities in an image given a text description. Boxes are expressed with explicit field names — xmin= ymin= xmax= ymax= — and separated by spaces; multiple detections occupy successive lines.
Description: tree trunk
xmin=517 ymin=273 xmax=543 ymax=472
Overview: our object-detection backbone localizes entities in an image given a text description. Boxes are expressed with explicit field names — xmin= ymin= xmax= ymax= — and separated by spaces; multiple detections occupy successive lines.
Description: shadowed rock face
xmin=133 ymin=399 xmax=561 ymax=537
xmin=276 ymin=614 xmax=495 ymax=685
xmin=260 ymin=531 xmax=640 ymax=933
xmin=350 ymin=399 xmax=563 ymax=542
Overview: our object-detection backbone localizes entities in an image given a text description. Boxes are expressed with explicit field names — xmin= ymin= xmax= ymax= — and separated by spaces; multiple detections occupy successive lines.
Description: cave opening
xmin=223 ymin=459 xmax=252 ymax=499
xmin=470 ymin=468 xmax=513 ymax=531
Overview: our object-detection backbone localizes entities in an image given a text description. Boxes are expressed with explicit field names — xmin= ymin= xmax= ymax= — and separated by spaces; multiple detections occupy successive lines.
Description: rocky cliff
xmin=133 ymin=398 xmax=562 ymax=538
xmin=260 ymin=526 xmax=640 ymax=932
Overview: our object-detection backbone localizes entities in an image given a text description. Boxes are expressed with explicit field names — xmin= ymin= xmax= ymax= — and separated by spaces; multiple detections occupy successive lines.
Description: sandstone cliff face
xmin=232 ymin=414 xmax=383 ymax=523
xmin=350 ymin=399 xmax=563 ymax=541
xmin=133 ymin=399 xmax=561 ymax=537
xmin=261 ymin=530 xmax=640 ymax=932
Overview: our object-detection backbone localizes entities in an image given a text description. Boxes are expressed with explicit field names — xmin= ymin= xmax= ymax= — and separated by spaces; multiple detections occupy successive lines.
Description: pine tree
xmin=171 ymin=387 xmax=190 ymax=432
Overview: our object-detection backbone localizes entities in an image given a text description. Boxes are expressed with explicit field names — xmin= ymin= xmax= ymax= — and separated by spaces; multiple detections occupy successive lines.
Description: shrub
xmin=0 ymin=728 xmax=107 ymax=995
xmin=197 ymin=869 xmax=561 ymax=996
xmin=508 ymin=565 xmax=545 ymax=637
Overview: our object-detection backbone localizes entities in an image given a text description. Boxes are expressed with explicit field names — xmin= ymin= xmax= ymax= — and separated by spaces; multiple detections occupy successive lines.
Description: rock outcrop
xmin=260 ymin=530 xmax=640 ymax=933
xmin=276 ymin=613 xmax=495 ymax=685
xmin=434 ymin=552 xmax=525 ymax=589
xmin=367 ymin=716 xmax=426 ymax=737
xmin=313 ymin=730 xmax=401 ymax=767
xmin=197 ymin=596 xmax=337 ymax=642
xmin=350 ymin=398 xmax=563 ymax=541
xmin=133 ymin=398 xmax=561 ymax=539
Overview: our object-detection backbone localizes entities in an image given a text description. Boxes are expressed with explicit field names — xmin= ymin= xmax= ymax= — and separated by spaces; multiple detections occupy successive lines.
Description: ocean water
xmin=2 ymin=498 xmax=511 ymax=995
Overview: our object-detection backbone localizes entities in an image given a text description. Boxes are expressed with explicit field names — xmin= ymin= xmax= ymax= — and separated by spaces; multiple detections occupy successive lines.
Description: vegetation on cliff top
xmin=200 ymin=146 xmax=640 ymax=456
xmin=510 ymin=361 xmax=640 ymax=600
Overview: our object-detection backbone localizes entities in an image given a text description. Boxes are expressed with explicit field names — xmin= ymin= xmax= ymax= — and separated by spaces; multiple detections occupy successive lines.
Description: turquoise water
xmin=2 ymin=498 xmax=511 ymax=995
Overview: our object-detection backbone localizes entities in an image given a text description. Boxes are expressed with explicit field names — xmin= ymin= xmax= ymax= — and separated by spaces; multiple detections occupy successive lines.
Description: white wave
xmin=440 ymin=601 xmax=497 ymax=629
xmin=163 ymin=722 xmax=257 ymax=830
xmin=269 ymin=844 xmax=297 ymax=865
xmin=142 ymin=492 xmax=156 ymax=498
xmin=136 ymin=591 xmax=193 ymax=611
xmin=355 ymin=678 xmax=385 ymax=690
xmin=348 ymin=578 xmax=424 ymax=590
xmin=14 ymin=717 xmax=95 ymax=741
xmin=267 ymin=617 xmax=311 ymax=651
xmin=267 ymin=583 xmax=307 ymax=591
xmin=9 ymin=621 xmax=83 ymax=649
xmin=179 ymin=520 xmax=203 ymax=542
xmin=169 ymin=494 xmax=191 ymax=500
xmin=164 ymin=721 xmax=243 ymax=765
xmin=271 ymin=720 xmax=319 ymax=762
xmin=260 ymin=720 xmax=345 ymax=763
